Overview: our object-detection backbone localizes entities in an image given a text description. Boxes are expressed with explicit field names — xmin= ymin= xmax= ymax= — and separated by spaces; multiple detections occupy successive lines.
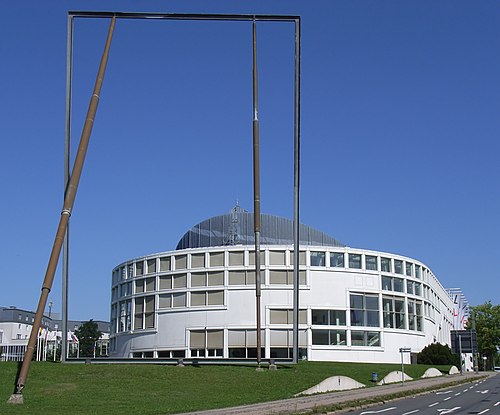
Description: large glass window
xmin=310 ymin=251 xmax=326 ymax=266
xmin=312 ymin=309 xmax=346 ymax=326
xmin=351 ymin=331 xmax=380 ymax=347
xmin=350 ymin=293 xmax=379 ymax=327
xmin=330 ymin=252 xmax=344 ymax=268
xmin=383 ymin=296 xmax=406 ymax=329
xmin=136 ymin=261 xmax=144 ymax=276
xmin=312 ymin=329 xmax=346 ymax=345
xmin=393 ymin=277 xmax=404 ymax=292
xmin=349 ymin=253 xmax=362 ymax=269
xmin=408 ymin=299 xmax=423 ymax=331
xmin=365 ymin=255 xmax=378 ymax=271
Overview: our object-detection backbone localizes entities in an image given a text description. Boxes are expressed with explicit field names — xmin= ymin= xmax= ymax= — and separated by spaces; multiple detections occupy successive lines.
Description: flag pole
xmin=8 ymin=16 xmax=116 ymax=404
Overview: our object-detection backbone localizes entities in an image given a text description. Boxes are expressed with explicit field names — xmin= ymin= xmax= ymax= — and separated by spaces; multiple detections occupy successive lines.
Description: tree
xmin=417 ymin=342 xmax=459 ymax=366
xmin=73 ymin=320 xmax=102 ymax=357
xmin=468 ymin=301 xmax=500 ymax=370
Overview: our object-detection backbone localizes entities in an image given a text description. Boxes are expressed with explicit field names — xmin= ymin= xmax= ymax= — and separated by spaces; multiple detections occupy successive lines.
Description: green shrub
xmin=417 ymin=343 xmax=459 ymax=366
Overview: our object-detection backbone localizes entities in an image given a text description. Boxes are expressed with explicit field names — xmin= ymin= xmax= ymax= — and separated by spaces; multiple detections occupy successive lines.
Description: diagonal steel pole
xmin=9 ymin=16 xmax=116 ymax=402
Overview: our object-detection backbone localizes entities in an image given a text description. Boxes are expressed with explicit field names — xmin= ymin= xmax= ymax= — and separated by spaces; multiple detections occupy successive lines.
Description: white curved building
xmin=109 ymin=206 xmax=455 ymax=363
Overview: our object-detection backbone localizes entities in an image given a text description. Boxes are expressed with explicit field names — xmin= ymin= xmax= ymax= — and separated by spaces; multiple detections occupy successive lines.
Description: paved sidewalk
xmin=180 ymin=372 xmax=492 ymax=415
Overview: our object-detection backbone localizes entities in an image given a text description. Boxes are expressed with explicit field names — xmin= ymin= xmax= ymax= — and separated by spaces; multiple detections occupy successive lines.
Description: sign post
xmin=399 ymin=347 xmax=411 ymax=385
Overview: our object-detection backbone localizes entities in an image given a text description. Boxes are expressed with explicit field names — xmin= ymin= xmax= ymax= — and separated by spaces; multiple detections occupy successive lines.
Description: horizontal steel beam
xmin=68 ymin=11 xmax=300 ymax=22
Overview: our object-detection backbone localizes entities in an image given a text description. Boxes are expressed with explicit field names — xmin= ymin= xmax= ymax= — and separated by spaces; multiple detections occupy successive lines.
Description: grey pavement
xmin=179 ymin=371 xmax=494 ymax=415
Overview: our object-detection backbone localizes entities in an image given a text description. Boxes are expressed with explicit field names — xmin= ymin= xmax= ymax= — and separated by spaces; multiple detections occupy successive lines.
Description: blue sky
xmin=1 ymin=1 xmax=499 ymax=321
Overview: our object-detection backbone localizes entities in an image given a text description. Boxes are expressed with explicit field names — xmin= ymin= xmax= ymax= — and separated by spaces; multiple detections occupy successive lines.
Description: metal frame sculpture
xmin=9 ymin=11 xmax=300 ymax=403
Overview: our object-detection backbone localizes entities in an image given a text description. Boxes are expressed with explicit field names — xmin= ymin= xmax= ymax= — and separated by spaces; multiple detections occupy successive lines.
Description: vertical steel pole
xmin=9 ymin=16 xmax=116 ymax=401
xmin=252 ymin=19 xmax=262 ymax=366
xmin=62 ymin=13 xmax=74 ymax=363
xmin=292 ymin=17 xmax=301 ymax=364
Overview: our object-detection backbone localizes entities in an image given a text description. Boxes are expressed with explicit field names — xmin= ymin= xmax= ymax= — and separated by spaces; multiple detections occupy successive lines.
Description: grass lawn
xmin=0 ymin=361 xmax=451 ymax=415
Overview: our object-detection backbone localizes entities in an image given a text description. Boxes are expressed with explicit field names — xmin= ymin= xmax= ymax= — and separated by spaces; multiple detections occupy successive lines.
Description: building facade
xmin=109 ymin=207 xmax=457 ymax=364
xmin=0 ymin=306 xmax=109 ymax=361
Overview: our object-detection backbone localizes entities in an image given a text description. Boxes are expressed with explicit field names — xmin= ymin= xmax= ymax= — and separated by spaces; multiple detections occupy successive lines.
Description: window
xmin=381 ymin=257 xmax=391 ymax=273
xmin=269 ymin=270 xmax=306 ymax=285
xmin=405 ymin=262 xmax=413 ymax=277
xmin=393 ymin=277 xmax=404 ymax=292
xmin=269 ymin=309 xmax=307 ymax=324
xmin=290 ymin=251 xmax=307 ymax=266
xmin=312 ymin=329 xmax=346 ymax=345
xmin=394 ymin=259 xmax=403 ymax=274
xmin=350 ymin=293 xmax=379 ymax=327
xmin=191 ymin=271 xmax=224 ymax=287
xmin=147 ymin=259 xmax=156 ymax=274
xmin=127 ymin=264 xmax=134 ymax=278
xmin=407 ymin=280 xmax=414 ymax=295
xmin=190 ymin=291 xmax=224 ymax=307
xmin=175 ymin=255 xmax=187 ymax=270
xmin=414 ymin=282 xmax=422 ymax=296
xmin=349 ymin=253 xmax=362 ymax=269
xmin=415 ymin=265 xmax=421 ymax=279
xmin=351 ymin=331 xmax=380 ymax=347
xmin=135 ymin=277 xmax=155 ymax=293
xmin=269 ymin=251 xmax=285 ymax=266
xmin=312 ymin=309 xmax=346 ymax=326
xmin=145 ymin=277 xmax=155 ymax=292
xmin=119 ymin=300 xmax=131 ymax=332
xmin=269 ymin=330 xmax=307 ymax=358
xmin=209 ymin=252 xmax=224 ymax=267
xmin=134 ymin=296 xmax=155 ymax=330
xmin=120 ymin=282 xmax=132 ymax=297
xmin=310 ymin=251 xmax=326 ymax=266
xmin=330 ymin=252 xmax=344 ymax=268
xmin=159 ymin=292 xmax=186 ymax=308
xmin=382 ymin=296 xmax=406 ymax=329
xmin=159 ymin=274 xmax=187 ymax=290
xmin=228 ymin=329 xmax=265 ymax=359
xmin=408 ymin=300 xmax=423 ymax=331
xmin=228 ymin=270 xmax=255 ymax=285
xmin=365 ymin=255 xmax=378 ymax=271
xmin=159 ymin=256 xmax=171 ymax=272
xmin=190 ymin=330 xmax=223 ymax=358
xmin=191 ymin=253 xmax=205 ymax=268
xmin=228 ymin=251 xmax=244 ymax=266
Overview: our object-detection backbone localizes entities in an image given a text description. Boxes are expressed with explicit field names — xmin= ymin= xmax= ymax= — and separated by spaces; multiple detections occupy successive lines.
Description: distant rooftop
xmin=176 ymin=205 xmax=345 ymax=250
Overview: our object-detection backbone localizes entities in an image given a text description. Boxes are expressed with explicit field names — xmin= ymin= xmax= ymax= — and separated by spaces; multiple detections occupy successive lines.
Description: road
xmin=349 ymin=375 xmax=500 ymax=415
